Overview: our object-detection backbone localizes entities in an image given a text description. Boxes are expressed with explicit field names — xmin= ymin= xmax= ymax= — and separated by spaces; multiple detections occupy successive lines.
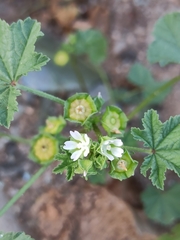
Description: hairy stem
xmin=17 ymin=84 xmax=65 ymax=105
xmin=127 ymin=75 xmax=180 ymax=120
xmin=70 ymin=56 xmax=88 ymax=92
xmin=92 ymin=65 xmax=115 ymax=104
xmin=0 ymin=132 xmax=31 ymax=144
xmin=92 ymin=123 xmax=102 ymax=138
xmin=0 ymin=164 xmax=50 ymax=217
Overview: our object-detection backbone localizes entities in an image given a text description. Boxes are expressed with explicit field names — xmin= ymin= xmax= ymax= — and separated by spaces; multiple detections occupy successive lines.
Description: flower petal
xmin=105 ymin=151 xmax=114 ymax=161
xmin=83 ymin=147 xmax=90 ymax=157
xmin=70 ymin=130 xmax=83 ymax=141
xmin=101 ymin=145 xmax=114 ymax=160
xmin=63 ymin=141 xmax=77 ymax=150
xmin=112 ymin=139 xmax=123 ymax=147
xmin=111 ymin=147 xmax=124 ymax=158
xmin=84 ymin=134 xmax=90 ymax=145
xmin=71 ymin=149 xmax=83 ymax=161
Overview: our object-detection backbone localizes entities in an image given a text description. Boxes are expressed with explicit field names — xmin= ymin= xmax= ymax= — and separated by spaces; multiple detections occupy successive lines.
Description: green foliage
xmin=0 ymin=17 xmax=49 ymax=81
xmin=128 ymin=63 xmax=170 ymax=103
xmin=53 ymin=152 xmax=78 ymax=180
xmin=88 ymin=169 xmax=107 ymax=184
xmin=0 ymin=85 xmax=20 ymax=128
xmin=148 ymin=12 xmax=180 ymax=66
xmin=0 ymin=232 xmax=34 ymax=240
xmin=142 ymin=185 xmax=180 ymax=225
xmin=62 ymin=29 xmax=107 ymax=65
xmin=158 ymin=224 xmax=180 ymax=240
xmin=0 ymin=17 xmax=49 ymax=128
xmin=131 ymin=109 xmax=180 ymax=189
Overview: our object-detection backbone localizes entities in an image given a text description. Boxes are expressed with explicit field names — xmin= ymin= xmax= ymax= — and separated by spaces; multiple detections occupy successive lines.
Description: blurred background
xmin=1 ymin=0 xmax=180 ymax=239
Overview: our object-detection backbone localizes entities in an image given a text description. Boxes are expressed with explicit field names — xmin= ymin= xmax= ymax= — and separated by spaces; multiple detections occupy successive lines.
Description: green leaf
xmin=94 ymin=156 xmax=107 ymax=170
xmin=0 ymin=17 xmax=49 ymax=82
xmin=0 ymin=18 xmax=49 ymax=128
xmin=131 ymin=109 xmax=180 ymax=189
xmin=88 ymin=169 xmax=107 ymax=185
xmin=142 ymin=185 xmax=180 ymax=225
xmin=0 ymin=232 xmax=34 ymax=240
xmin=78 ymin=159 xmax=93 ymax=172
xmin=53 ymin=158 xmax=77 ymax=174
xmin=63 ymin=30 xmax=107 ymax=65
xmin=147 ymin=12 xmax=180 ymax=66
xmin=0 ymin=85 xmax=20 ymax=128
xmin=128 ymin=63 xmax=171 ymax=103
xmin=158 ymin=224 xmax=180 ymax=240
xmin=66 ymin=166 xmax=75 ymax=181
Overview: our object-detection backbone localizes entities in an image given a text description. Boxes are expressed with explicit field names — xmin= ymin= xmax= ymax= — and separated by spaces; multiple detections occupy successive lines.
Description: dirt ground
xmin=1 ymin=0 xmax=180 ymax=239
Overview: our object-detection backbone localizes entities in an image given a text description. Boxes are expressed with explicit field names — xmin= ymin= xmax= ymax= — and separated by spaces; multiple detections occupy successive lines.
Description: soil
xmin=1 ymin=0 xmax=180 ymax=239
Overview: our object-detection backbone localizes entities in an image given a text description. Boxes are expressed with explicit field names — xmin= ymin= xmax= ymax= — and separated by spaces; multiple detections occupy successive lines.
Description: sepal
xmin=102 ymin=106 xmax=128 ymax=135
xmin=109 ymin=150 xmax=138 ymax=180
xmin=44 ymin=116 xmax=66 ymax=135
xmin=64 ymin=93 xmax=97 ymax=124
xmin=29 ymin=134 xmax=59 ymax=164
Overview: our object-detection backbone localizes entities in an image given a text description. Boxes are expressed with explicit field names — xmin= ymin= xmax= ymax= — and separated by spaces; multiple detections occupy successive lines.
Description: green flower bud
xmin=44 ymin=116 xmax=66 ymax=135
xmin=29 ymin=134 xmax=59 ymax=164
xmin=109 ymin=150 xmax=138 ymax=180
xmin=93 ymin=92 xmax=105 ymax=111
xmin=64 ymin=93 xmax=97 ymax=124
xmin=54 ymin=50 xmax=69 ymax=66
xmin=102 ymin=106 xmax=128 ymax=134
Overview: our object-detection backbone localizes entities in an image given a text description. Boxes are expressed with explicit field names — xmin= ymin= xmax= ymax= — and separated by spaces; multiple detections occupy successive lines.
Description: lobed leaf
xmin=0 ymin=17 xmax=49 ymax=128
xmin=148 ymin=12 xmax=180 ymax=66
xmin=0 ymin=232 xmax=34 ymax=240
xmin=128 ymin=63 xmax=171 ymax=103
xmin=131 ymin=109 xmax=180 ymax=189
xmin=0 ymin=85 xmax=20 ymax=128
xmin=142 ymin=185 xmax=180 ymax=225
xmin=158 ymin=223 xmax=180 ymax=240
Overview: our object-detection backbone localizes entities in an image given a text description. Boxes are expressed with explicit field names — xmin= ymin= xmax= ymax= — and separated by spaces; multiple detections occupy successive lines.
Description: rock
xmin=18 ymin=179 xmax=156 ymax=240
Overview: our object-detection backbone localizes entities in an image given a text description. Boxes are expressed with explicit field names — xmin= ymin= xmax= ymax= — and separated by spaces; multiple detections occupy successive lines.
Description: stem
xmin=17 ymin=84 xmax=65 ymax=105
xmin=0 ymin=164 xmax=50 ymax=217
xmin=70 ymin=56 xmax=88 ymax=92
xmin=0 ymin=132 xmax=30 ymax=145
xmin=127 ymin=75 xmax=180 ymax=120
xmin=92 ymin=123 xmax=102 ymax=137
xmin=92 ymin=65 xmax=115 ymax=105
xmin=123 ymin=145 xmax=152 ymax=154
xmin=116 ymin=89 xmax=140 ymax=101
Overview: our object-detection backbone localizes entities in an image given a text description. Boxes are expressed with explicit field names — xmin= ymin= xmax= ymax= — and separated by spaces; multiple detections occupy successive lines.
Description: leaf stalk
xmin=0 ymin=164 xmax=50 ymax=217
xmin=17 ymin=84 xmax=65 ymax=105
xmin=127 ymin=75 xmax=180 ymax=120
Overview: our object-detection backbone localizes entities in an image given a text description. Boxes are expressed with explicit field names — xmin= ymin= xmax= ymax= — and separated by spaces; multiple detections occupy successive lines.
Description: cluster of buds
xmin=29 ymin=92 xmax=137 ymax=180
xmin=29 ymin=116 xmax=66 ymax=164
xmin=62 ymin=130 xmax=137 ymax=180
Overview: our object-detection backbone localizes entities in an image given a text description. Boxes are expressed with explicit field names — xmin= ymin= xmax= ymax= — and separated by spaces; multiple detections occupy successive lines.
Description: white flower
xmin=63 ymin=130 xmax=91 ymax=161
xmin=100 ymin=139 xmax=124 ymax=161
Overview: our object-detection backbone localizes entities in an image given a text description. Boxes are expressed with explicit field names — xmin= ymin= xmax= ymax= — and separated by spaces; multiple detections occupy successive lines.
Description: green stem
xmin=116 ymin=89 xmax=140 ymax=101
xmin=127 ymin=75 xmax=180 ymax=120
xmin=17 ymin=84 xmax=65 ymax=105
xmin=0 ymin=132 xmax=30 ymax=145
xmin=123 ymin=145 xmax=152 ymax=154
xmin=92 ymin=65 xmax=115 ymax=104
xmin=92 ymin=123 xmax=102 ymax=137
xmin=70 ymin=56 xmax=88 ymax=92
xmin=0 ymin=164 xmax=50 ymax=217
